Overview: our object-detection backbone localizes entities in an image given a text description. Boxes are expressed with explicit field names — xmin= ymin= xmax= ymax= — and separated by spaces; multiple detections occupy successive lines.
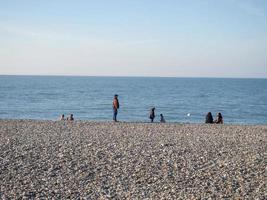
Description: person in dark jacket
xmin=149 ymin=107 xmax=155 ymax=123
xmin=112 ymin=94 xmax=119 ymax=122
xmin=214 ymin=112 xmax=223 ymax=124
xmin=205 ymin=112 xmax=213 ymax=123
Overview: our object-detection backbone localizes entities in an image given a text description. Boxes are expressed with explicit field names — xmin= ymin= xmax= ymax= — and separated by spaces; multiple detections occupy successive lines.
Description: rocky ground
xmin=0 ymin=120 xmax=266 ymax=199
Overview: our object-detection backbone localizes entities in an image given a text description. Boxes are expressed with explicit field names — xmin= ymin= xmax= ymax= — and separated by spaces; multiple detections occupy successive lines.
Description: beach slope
xmin=0 ymin=120 xmax=266 ymax=199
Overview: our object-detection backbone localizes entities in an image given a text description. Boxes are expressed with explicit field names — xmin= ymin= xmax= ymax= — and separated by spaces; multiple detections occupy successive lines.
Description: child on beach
xmin=160 ymin=114 xmax=166 ymax=123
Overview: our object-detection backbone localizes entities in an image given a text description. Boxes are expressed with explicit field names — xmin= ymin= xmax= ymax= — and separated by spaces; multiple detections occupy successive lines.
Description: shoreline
xmin=1 ymin=119 xmax=267 ymax=126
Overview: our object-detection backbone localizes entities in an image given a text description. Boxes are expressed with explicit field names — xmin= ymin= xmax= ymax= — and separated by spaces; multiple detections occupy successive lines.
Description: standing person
xmin=112 ymin=94 xmax=119 ymax=122
xmin=149 ymin=107 xmax=155 ymax=123
xmin=205 ymin=112 xmax=213 ymax=123
xmin=214 ymin=112 xmax=223 ymax=124
xmin=160 ymin=114 xmax=166 ymax=123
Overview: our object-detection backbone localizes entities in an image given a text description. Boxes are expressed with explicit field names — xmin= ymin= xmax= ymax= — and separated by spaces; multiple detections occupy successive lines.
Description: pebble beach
xmin=0 ymin=120 xmax=266 ymax=199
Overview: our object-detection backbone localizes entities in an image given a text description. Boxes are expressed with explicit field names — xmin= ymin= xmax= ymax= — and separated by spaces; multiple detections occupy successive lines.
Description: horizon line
xmin=0 ymin=74 xmax=266 ymax=79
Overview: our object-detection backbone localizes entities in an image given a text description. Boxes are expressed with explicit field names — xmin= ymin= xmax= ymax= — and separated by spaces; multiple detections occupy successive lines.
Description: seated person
xmin=160 ymin=114 xmax=166 ymax=123
xmin=59 ymin=114 xmax=65 ymax=121
xmin=67 ymin=114 xmax=74 ymax=121
xmin=214 ymin=112 xmax=223 ymax=124
xmin=205 ymin=112 xmax=213 ymax=123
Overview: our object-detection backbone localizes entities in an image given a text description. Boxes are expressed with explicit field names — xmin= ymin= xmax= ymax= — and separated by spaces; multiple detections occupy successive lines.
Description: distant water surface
xmin=0 ymin=76 xmax=266 ymax=124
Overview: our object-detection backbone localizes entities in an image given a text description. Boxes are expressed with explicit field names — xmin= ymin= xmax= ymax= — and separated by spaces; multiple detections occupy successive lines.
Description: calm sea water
xmin=0 ymin=76 xmax=266 ymax=124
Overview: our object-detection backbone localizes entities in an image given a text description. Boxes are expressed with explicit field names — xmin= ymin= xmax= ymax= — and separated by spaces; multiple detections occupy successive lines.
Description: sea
xmin=0 ymin=75 xmax=266 ymax=124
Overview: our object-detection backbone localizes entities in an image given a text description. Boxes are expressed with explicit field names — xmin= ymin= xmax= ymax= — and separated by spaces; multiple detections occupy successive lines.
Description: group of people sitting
xmin=205 ymin=112 xmax=223 ymax=124
xmin=59 ymin=114 xmax=74 ymax=121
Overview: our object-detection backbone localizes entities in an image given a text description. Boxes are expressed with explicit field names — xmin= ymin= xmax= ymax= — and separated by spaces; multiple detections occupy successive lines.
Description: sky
xmin=0 ymin=0 xmax=267 ymax=78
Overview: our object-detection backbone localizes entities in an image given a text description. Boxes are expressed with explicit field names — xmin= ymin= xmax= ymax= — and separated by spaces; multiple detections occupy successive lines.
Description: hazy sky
xmin=0 ymin=0 xmax=267 ymax=78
